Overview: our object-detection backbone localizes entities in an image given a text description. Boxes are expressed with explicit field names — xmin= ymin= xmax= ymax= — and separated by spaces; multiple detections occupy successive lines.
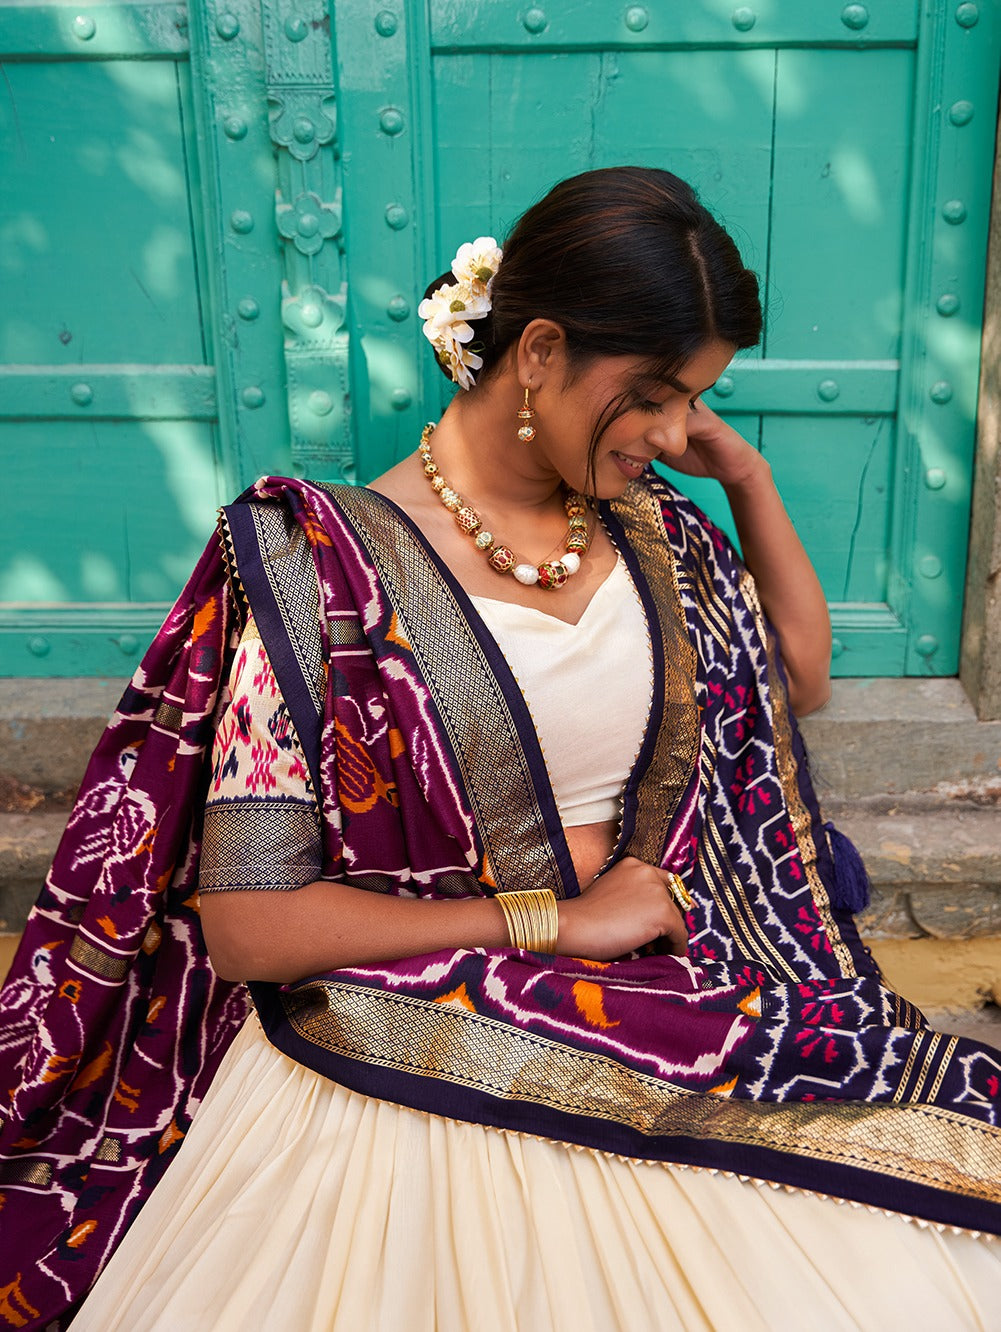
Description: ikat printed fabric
xmin=199 ymin=614 xmax=322 ymax=894
xmin=2 ymin=471 xmax=1000 ymax=1332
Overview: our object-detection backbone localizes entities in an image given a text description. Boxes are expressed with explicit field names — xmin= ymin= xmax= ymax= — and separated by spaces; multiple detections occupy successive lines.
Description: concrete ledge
xmin=3 ymin=676 xmax=1000 ymax=798
xmin=0 ymin=811 xmax=69 ymax=931
xmin=1 ymin=934 xmax=21 ymax=983
xmin=1 ymin=797 xmax=999 ymax=938
xmin=801 ymin=678 xmax=1001 ymax=798
xmin=0 ymin=678 xmax=127 ymax=793
xmin=827 ymin=798 xmax=1001 ymax=940
xmin=2 ymin=678 xmax=1000 ymax=990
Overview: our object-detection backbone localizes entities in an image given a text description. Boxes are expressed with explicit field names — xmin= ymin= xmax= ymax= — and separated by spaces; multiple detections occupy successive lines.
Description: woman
xmin=2 ymin=168 xmax=1000 ymax=1330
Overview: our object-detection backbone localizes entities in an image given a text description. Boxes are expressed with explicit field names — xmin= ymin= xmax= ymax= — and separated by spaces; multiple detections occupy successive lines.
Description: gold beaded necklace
xmin=418 ymin=422 xmax=591 ymax=590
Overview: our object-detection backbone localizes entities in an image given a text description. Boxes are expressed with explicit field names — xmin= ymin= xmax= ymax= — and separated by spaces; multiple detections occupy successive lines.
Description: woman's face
xmin=535 ymin=338 xmax=736 ymax=498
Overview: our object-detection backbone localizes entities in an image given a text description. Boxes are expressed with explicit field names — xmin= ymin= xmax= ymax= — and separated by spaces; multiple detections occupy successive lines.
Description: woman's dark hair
xmin=423 ymin=167 xmax=762 ymax=485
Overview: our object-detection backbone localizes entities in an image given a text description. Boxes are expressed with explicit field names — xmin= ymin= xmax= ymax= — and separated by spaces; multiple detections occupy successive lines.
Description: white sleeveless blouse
xmin=470 ymin=557 xmax=653 ymax=827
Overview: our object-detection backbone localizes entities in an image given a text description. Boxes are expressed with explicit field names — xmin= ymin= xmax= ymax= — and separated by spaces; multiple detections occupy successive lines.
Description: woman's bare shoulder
xmin=367 ymin=454 xmax=420 ymax=504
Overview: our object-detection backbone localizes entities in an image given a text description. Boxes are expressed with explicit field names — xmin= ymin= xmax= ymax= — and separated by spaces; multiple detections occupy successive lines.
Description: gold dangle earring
xmin=516 ymin=386 xmax=536 ymax=443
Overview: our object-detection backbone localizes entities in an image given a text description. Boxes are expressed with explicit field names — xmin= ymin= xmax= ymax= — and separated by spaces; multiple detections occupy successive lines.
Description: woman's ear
xmin=516 ymin=319 xmax=566 ymax=389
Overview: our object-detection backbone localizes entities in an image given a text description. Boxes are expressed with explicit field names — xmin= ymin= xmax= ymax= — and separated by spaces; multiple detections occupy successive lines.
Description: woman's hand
xmin=664 ymin=401 xmax=765 ymax=490
xmin=663 ymin=401 xmax=832 ymax=718
xmin=557 ymin=855 xmax=689 ymax=961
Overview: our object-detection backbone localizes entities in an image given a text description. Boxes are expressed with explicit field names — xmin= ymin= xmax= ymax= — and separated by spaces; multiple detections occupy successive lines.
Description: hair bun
xmin=419 ymin=168 xmax=761 ymax=390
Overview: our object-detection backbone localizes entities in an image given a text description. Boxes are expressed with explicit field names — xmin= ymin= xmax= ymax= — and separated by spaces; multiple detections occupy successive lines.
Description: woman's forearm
xmin=724 ymin=457 xmax=832 ymax=716
xmin=200 ymin=878 xmax=512 ymax=982
xmin=200 ymin=851 xmax=695 ymax=982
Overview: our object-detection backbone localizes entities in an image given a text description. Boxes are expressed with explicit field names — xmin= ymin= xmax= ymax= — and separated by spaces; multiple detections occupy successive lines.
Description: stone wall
xmin=961 ymin=103 xmax=1001 ymax=720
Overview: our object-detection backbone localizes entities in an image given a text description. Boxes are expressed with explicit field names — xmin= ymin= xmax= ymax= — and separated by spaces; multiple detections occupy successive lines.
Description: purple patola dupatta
xmin=2 ymin=469 xmax=1000 ymax=1329
xmin=234 ymin=475 xmax=1001 ymax=1235
xmin=0 ymin=542 xmax=248 ymax=1329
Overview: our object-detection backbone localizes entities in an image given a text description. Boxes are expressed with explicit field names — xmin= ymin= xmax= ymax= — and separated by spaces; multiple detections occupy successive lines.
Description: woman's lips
xmin=611 ymin=451 xmax=650 ymax=478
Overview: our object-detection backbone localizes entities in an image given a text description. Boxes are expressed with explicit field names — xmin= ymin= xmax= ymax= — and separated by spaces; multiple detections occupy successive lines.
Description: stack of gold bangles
xmin=495 ymin=888 xmax=559 ymax=954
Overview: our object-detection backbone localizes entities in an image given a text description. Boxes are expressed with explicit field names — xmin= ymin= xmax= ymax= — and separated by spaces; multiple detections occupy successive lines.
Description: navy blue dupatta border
xmin=221 ymin=495 xmax=326 ymax=804
xmin=249 ymin=968 xmax=1001 ymax=1237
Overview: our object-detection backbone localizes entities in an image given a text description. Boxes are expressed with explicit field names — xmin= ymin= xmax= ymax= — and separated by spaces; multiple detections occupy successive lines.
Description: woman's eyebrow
xmin=633 ymin=375 xmax=691 ymax=397
xmin=664 ymin=375 xmax=717 ymax=397
xmin=632 ymin=372 xmax=716 ymax=398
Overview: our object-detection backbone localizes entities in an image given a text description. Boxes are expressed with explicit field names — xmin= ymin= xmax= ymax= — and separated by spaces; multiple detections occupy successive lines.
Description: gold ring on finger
xmin=666 ymin=873 xmax=693 ymax=912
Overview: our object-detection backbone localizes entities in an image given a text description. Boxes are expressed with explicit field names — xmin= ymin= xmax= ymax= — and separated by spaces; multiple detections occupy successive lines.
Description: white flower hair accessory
xmin=418 ymin=236 xmax=502 ymax=391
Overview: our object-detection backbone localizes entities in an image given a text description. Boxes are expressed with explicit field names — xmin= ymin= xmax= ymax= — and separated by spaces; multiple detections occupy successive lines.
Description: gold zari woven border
xmin=283 ymin=979 xmax=1001 ymax=1205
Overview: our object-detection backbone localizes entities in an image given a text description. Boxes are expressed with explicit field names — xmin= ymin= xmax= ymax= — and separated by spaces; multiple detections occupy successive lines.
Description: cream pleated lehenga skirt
xmin=73 ymin=1016 xmax=1001 ymax=1332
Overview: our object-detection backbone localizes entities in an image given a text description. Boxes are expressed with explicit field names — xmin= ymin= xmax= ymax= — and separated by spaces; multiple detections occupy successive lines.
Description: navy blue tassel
xmin=824 ymin=822 xmax=871 ymax=913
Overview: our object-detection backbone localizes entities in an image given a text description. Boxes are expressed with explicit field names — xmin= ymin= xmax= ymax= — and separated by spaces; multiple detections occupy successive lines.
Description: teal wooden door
xmin=0 ymin=0 xmax=289 ymax=675
xmin=334 ymin=0 xmax=1000 ymax=677
xmin=2 ymin=0 xmax=998 ymax=679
